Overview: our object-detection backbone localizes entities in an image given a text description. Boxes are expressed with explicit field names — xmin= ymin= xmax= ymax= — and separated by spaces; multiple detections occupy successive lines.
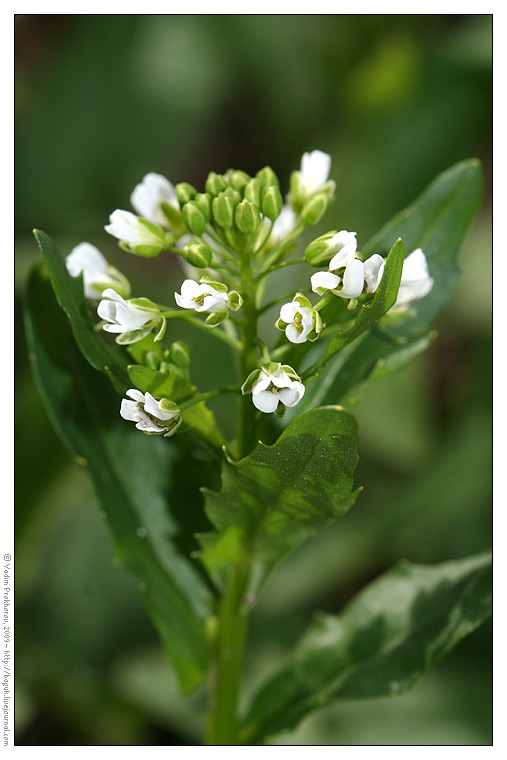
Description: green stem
xmin=205 ymin=247 xmax=260 ymax=746
xmin=205 ymin=562 xmax=249 ymax=745
xmin=236 ymin=259 xmax=260 ymax=460
xmin=159 ymin=310 xmax=241 ymax=351
xmin=179 ymin=385 xmax=240 ymax=411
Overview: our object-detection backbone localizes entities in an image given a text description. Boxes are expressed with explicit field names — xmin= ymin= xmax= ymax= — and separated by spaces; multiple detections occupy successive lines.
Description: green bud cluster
xmin=178 ymin=165 xmax=284 ymax=239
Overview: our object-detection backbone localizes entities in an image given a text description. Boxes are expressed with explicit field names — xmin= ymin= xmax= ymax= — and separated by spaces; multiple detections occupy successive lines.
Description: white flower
xmin=105 ymin=209 xmax=165 ymax=250
xmin=394 ymin=248 xmax=434 ymax=309
xmin=251 ymin=365 xmax=305 ymax=414
xmin=130 ymin=172 xmax=179 ymax=227
xmin=277 ymin=294 xmax=322 ymax=344
xmin=120 ymin=389 xmax=181 ymax=436
xmin=66 ymin=242 xmax=130 ymax=300
xmin=174 ymin=279 xmax=229 ymax=313
xmin=97 ymin=288 xmax=164 ymax=343
xmin=241 ymin=363 xmax=305 ymax=414
xmin=300 ymin=150 xmax=334 ymax=197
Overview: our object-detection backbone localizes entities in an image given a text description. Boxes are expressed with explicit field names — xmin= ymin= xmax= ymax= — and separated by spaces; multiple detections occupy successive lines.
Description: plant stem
xmin=205 ymin=562 xmax=249 ymax=745
xmin=236 ymin=256 xmax=260 ymax=460
xmin=205 ymin=249 xmax=260 ymax=746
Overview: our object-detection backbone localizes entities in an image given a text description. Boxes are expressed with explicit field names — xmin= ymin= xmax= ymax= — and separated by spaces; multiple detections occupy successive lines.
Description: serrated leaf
xmin=199 ymin=406 xmax=360 ymax=600
xmin=240 ymin=551 xmax=492 ymax=744
xmin=24 ymin=262 xmax=212 ymax=693
xmin=296 ymin=159 xmax=483 ymax=411
xmin=33 ymin=229 xmax=130 ymax=393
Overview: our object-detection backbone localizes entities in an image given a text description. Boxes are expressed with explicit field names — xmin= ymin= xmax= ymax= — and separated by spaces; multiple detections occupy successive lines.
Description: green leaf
xmin=298 ymin=159 xmax=483 ymax=410
xmin=33 ymin=229 xmax=130 ymax=393
xmin=240 ymin=551 xmax=492 ymax=744
xmin=24 ymin=262 xmax=212 ymax=693
xmin=199 ymin=406 xmax=360 ymax=600
xmin=322 ymin=237 xmax=405 ymax=362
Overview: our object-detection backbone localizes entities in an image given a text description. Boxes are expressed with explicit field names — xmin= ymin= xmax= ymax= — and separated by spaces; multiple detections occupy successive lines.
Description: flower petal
xmin=341 ymin=258 xmax=365 ymax=299
xmin=252 ymin=389 xmax=279 ymax=413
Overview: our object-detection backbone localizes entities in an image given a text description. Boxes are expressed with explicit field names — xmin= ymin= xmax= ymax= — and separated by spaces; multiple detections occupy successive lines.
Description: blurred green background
xmin=15 ymin=14 xmax=492 ymax=745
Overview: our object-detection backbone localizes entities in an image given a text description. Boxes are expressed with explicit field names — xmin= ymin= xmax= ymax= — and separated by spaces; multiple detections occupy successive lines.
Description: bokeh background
xmin=15 ymin=14 xmax=492 ymax=745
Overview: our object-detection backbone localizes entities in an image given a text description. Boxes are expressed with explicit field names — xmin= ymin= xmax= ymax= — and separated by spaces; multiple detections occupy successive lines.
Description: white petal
xmin=102 ymin=323 xmax=125 ymax=333
xmin=252 ymin=389 xmax=279 ymax=413
xmin=66 ymin=242 xmax=108 ymax=279
xmin=101 ymin=288 xmax=126 ymax=303
xmin=174 ymin=292 xmax=195 ymax=310
xmin=285 ymin=324 xmax=306 ymax=343
xmin=279 ymin=381 xmax=305 ymax=408
xmin=270 ymin=205 xmax=297 ymax=243
xmin=120 ymin=399 xmax=141 ymax=421
xmin=126 ymin=389 xmax=145 ymax=403
xmin=311 ymin=271 xmax=340 ymax=295
xmin=252 ymin=374 xmax=272 ymax=394
xmin=279 ymin=302 xmax=300 ymax=323
xmin=329 ymin=240 xmax=358 ymax=271
xmin=300 ymin=150 xmax=331 ymax=194
xmin=328 ymin=230 xmax=357 ymax=252
xmin=180 ymin=279 xmax=203 ymax=299
xmin=341 ymin=259 xmax=365 ymax=299
xmin=363 ymin=254 xmax=385 ymax=293
xmin=271 ymin=370 xmax=292 ymax=389
xmin=97 ymin=299 xmax=117 ymax=323
xmin=130 ymin=172 xmax=178 ymax=225
xmin=135 ymin=418 xmax=163 ymax=433
xmin=114 ymin=303 xmax=152 ymax=330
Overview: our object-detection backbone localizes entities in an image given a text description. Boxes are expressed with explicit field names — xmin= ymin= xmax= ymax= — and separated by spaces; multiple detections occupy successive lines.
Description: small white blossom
xmin=277 ymin=294 xmax=322 ymax=344
xmin=252 ymin=366 xmax=305 ymax=414
xmin=300 ymin=150 xmax=334 ymax=197
xmin=130 ymin=172 xmax=179 ymax=227
xmin=174 ymin=279 xmax=229 ymax=313
xmin=394 ymin=248 xmax=434 ymax=309
xmin=242 ymin=363 xmax=305 ymax=414
xmin=66 ymin=242 xmax=130 ymax=300
xmin=105 ymin=209 xmax=165 ymax=250
xmin=120 ymin=389 xmax=181 ymax=436
xmin=97 ymin=288 xmax=164 ymax=343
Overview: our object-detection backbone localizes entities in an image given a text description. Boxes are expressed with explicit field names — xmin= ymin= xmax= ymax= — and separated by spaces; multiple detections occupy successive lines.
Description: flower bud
xmin=256 ymin=166 xmax=280 ymax=188
xmin=223 ymin=187 xmax=242 ymax=206
xmin=205 ymin=172 xmax=227 ymax=196
xmin=235 ymin=199 xmax=261 ymax=233
xmin=244 ymin=178 xmax=262 ymax=207
xmin=204 ymin=310 xmax=229 ymax=328
xmin=227 ymin=169 xmax=251 ymax=191
xmin=212 ymin=193 xmax=235 ymax=228
xmin=288 ymin=170 xmax=304 ymax=212
xmin=194 ymin=192 xmax=212 ymax=222
xmin=300 ymin=191 xmax=329 ymax=226
xmin=175 ymin=182 xmax=197 ymax=206
xmin=182 ymin=241 xmax=213 ymax=268
xmin=305 ymin=231 xmax=339 ymax=266
xmin=182 ymin=201 xmax=207 ymax=235
xmin=261 ymin=185 xmax=283 ymax=221
xmin=169 ymin=340 xmax=191 ymax=367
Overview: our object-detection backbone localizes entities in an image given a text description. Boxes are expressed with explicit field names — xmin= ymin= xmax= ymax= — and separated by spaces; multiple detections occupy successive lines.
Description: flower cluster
xmin=63 ymin=149 xmax=435 ymax=438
